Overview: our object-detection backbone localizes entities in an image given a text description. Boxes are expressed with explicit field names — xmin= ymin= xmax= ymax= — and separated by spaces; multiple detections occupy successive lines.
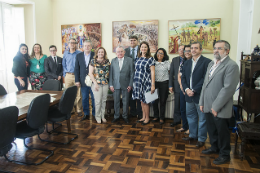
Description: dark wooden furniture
xmin=105 ymin=94 xmax=123 ymax=116
xmin=238 ymin=52 xmax=260 ymax=121
xmin=235 ymin=122 xmax=260 ymax=160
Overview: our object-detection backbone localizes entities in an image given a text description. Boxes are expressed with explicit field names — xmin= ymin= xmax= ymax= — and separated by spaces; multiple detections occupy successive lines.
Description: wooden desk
xmin=0 ymin=90 xmax=63 ymax=121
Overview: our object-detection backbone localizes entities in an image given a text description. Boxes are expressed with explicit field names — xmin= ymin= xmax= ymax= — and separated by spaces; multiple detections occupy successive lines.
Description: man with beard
xmin=199 ymin=40 xmax=239 ymax=165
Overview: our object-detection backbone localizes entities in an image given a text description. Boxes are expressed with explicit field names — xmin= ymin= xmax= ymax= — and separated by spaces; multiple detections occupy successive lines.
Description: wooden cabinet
xmin=238 ymin=53 xmax=260 ymax=120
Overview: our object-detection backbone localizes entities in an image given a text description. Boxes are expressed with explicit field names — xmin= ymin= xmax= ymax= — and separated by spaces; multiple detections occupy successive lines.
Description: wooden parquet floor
xmin=1 ymin=114 xmax=260 ymax=173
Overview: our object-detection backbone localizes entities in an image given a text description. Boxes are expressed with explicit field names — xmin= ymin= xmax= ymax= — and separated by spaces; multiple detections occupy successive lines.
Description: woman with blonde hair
xmin=89 ymin=47 xmax=110 ymax=124
xmin=29 ymin=43 xmax=47 ymax=90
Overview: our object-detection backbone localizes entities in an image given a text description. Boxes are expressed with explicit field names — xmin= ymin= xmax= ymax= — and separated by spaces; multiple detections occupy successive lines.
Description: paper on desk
xmin=145 ymin=89 xmax=158 ymax=103
xmin=50 ymin=97 xmax=56 ymax=102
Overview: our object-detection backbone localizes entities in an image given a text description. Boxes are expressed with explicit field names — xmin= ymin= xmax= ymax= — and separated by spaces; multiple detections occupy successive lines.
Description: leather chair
xmin=38 ymin=86 xmax=78 ymax=145
xmin=4 ymin=94 xmax=54 ymax=165
xmin=0 ymin=106 xmax=18 ymax=170
xmin=0 ymin=84 xmax=7 ymax=96
xmin=42 ymin=79 xmax=61 ymax=91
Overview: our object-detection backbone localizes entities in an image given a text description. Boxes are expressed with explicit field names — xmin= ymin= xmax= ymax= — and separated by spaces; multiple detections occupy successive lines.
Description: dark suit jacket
xmin=169 ymin=56 xmax=181 ymax=93
xmin=181 ymin=55 xmax=211 ymax=103
xmin=44 ymin=56 xmax=63 ymax=79
xmin=74 ymin=51 xmax=94 ymax=87
xmin=125 ymin=46 xmax=139 ymax=60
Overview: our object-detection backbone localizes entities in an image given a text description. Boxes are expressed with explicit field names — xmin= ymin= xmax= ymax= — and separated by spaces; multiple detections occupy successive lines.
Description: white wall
xmin=251 ymin=0 xmax=260 ymax=51
xmin=52 ymin=0 xmax=236 ymax=61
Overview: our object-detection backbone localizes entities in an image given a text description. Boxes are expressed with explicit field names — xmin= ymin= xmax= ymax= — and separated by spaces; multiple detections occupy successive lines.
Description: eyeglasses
xmin=178 ymin=49 xmax=184 ymax=51
xmin=70 ymin=42 xmax=77 ymax=44
xmin=157 ymin=52 xmax=164 ymax=56
xmin=50 ymin=50 xmax=57 ymax=52
xmin=184 ymin=50 xmax=191 ymax=53
xmin=213 ymin=47 xmax=224 ymax=50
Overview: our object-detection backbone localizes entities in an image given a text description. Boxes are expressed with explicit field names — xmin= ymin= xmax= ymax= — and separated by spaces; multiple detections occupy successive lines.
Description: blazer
xmin=12 ymin=55 xmax=30 ymax=78
xmin=44 ymin=56 xmax=63 ymax=80
xmin=169 ymin=56 xmax=181 ymax=93
xmin=109 ymin=56 xmax=134 ymax=90
xmin=199 ymin=56 xmax=239 ymax=118
xmin=181 ymin=55 xmax=211 ymax=103
xmin=74 ymin=51 xmax=94 ymax=87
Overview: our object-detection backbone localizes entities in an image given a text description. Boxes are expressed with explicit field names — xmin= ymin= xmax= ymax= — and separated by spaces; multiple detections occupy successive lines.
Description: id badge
xmin=36 ymin=64 xmax=40 ymax=69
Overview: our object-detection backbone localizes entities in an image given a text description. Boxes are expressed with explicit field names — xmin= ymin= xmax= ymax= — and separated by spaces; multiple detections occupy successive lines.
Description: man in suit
xmin=124 ymin=35 xmax=142 ymax=119
xmin=44 ymin=45 xmax=63 ymax=89
xmin=181 ymin=42 xmax=211 ymax=148
xmin=109 ymin=46 xmax=134 ymax=123
xmin=199 ymin=40 xmax=239 ymax=165
xmin=169 ymin=45 xmax=185 ymax=127
xmin=75 ymin=40 xmax=95 ymax=120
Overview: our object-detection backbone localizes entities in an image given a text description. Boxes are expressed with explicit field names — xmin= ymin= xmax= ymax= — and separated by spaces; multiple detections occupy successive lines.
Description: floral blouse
xmin=90 ymin=58 xmax=110 ymax=85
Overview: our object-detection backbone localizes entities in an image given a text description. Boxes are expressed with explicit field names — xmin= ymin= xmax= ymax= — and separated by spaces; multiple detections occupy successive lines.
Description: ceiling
xmin=0 ymin=0 xmax=31 ymax=4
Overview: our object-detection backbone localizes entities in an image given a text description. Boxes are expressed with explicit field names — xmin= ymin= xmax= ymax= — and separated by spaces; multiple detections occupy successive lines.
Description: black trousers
xmin=205 ymin=113 xmax=231 ymax=158
xmin=153 ymin=81 xmax=169 ymax=120
xmin=173 ymin=92 xmax=181 ymax=123
xmin=129 ymin=90 xmax=142 ymax=118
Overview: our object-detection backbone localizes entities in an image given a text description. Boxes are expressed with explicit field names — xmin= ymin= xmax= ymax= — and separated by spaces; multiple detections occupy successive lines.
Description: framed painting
xmin=112 ymin=20 xmax=158 ymax=52
xmin=61 ymin=23 xmax=101 ymax=54
xmin=168 ymin=18 xmax=221 ymax=54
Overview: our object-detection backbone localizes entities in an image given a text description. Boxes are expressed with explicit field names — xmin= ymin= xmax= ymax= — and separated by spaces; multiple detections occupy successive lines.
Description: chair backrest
xmin=0 ymin=106 xmax=18 ymax=155
xmin=42 ymin=79 xmax=61 ymax=91
xmin=59 ymin=86 xmax=77 ymax=115
xmin=0 ymin=84 xmax=7 ymax=96
xmin=26 ymin=94 xmax=50 ymax=129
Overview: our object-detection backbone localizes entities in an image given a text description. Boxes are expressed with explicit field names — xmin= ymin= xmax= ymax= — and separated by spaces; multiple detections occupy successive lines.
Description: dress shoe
xmin=123 ymin=118 xmax=129 ymax=124
xmin=129 ymin=113 xmax=137 ymax=117
xmin=213 ymin=156 xmax=230 ymax=165
xmin=182 ymin=137 xmax=196 ymax=141
xmin=81 ymin=115 xmax=89 ymax=121
xmin=202 ymin=148 xmax=219 ymax=154
xmin=112 ymin=118 xmax=119 ymax=123
xmin=170 ymin=122 xmax=181 ymax=127
xmin=196 ymin=141 xmax=205 ymax=148
xmin=77 ymin=112 xmax=83 ymax=117
xmin=152 ymin=118 xmax=159 ymax=122
xmin=142 ymin=120 xmax=150 ymax=125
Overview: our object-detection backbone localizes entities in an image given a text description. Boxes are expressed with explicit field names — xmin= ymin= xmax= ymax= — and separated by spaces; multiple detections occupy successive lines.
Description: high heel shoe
xmin=102 ymin=118 xmax=107 ymax=123
xmin=142 ymin=120 xmax=150 ymax=125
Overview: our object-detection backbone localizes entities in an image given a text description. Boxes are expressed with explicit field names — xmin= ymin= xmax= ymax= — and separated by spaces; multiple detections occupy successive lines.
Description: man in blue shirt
xmin=74 ymin=40 xmax=95 ymax=120
xmin=62 ymin=38 xmax=82 ymax=115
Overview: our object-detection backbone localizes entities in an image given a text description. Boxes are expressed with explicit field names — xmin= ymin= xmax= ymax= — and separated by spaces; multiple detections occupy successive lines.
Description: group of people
xmin=12 ymin=35 xmax=239 ymax=165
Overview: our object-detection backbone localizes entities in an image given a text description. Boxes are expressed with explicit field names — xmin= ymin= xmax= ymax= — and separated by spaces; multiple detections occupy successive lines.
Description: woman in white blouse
xmin=152 ymin=48 xmax=170 ymax=124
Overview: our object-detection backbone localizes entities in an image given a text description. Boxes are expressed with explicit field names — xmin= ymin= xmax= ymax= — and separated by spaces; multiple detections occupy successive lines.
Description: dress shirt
xmin=209 ymin=56 xmax=227 ymax=78
xmin=130 ymin=46 xmax=138 ymax=59
xmin=185 ymin=55 xmax=201 ymax=92
xmin=52 ymin=56 xmax=57 ymax=64
xmin=155 ymin=60 xmax=170 ymax=82
xmin=62 ymin=49 xmax=81 ymax=77
xmin=118 ymin=57 xmax=124 ymax=71
xmin=84 ymin=52 xmax=91 ymax=68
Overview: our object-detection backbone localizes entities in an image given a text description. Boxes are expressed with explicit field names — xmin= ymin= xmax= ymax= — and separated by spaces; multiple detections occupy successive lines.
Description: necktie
xmin=54 ymin=57 xmax=57 ymax=64
xmin=131 ymin=48 xmax=135 ymax=59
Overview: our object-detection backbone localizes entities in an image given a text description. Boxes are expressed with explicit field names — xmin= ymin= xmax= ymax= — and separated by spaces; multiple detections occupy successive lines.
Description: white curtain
xmin=0 ymin=2 xmax=25 ymax=93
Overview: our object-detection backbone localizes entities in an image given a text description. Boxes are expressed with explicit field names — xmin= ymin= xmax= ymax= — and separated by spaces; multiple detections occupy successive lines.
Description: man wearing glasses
xmin=169 ymin=45 xmax=185 ymax=127
xmin=199 ymin=40 xmax=239 ymax=165
xmin=125 ymin=35 xmax=142 ymax=119
xmin=62 ymin=38 xmax=82 ymax=116
xmin=44 ymin=45 xmax=63 ymax=89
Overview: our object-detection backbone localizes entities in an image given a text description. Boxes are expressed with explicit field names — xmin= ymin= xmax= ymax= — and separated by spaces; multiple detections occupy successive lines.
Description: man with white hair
xmin=109 ymin=46 xmax=134 ymax=123
xmin=199 ymin=40 xmax=239 ymax=165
